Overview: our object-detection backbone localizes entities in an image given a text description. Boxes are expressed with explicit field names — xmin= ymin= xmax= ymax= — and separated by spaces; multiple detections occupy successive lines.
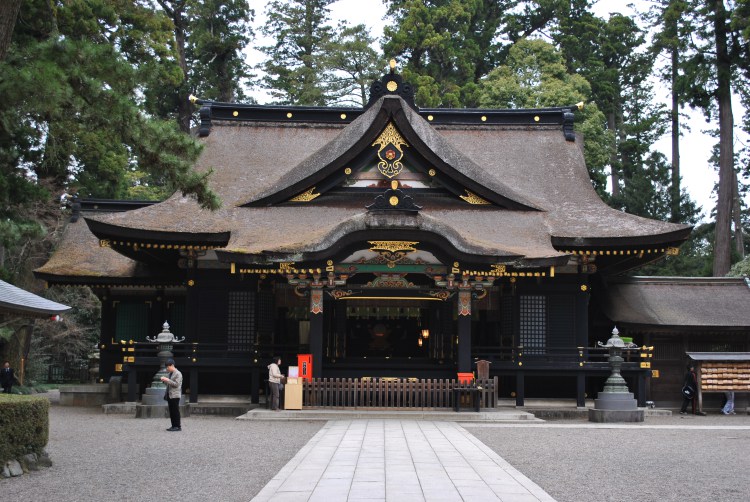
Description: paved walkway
xmin=251 ymin=420 xmax=556 ymax=502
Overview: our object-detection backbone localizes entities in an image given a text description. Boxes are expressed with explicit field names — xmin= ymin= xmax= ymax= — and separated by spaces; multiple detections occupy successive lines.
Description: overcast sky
xmin=247 ymin=0 xmax=750 ymax=220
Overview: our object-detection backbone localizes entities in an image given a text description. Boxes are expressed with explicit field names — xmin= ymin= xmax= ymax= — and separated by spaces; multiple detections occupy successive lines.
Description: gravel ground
xmin=1 ymin=406 xmax=323 ymax=502
xmin=466 ymin=414 xmax=750 ymax=502
xmin=5 ymin=399 xmax=749 ymax=502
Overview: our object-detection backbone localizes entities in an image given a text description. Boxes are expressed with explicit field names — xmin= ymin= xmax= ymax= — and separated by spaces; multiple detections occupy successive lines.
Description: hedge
xmin=0 ymin=394 xmax=49 ymax=465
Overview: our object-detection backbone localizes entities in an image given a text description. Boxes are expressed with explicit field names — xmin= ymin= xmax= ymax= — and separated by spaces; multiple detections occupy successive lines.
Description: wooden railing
xmin=302 ymin=377 xmax=498 ymax=410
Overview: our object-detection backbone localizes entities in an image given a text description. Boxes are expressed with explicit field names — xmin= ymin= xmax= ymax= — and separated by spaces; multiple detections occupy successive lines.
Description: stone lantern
xmin=140 ymin=322 xmax=185 ymax=406
xmin=589 ymin=327 xmax=644 ymax=422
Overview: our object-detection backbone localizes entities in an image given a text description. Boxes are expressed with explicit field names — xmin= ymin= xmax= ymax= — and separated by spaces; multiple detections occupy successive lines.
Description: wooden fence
xmin=302 ymin=377 xmax=498 ymax=410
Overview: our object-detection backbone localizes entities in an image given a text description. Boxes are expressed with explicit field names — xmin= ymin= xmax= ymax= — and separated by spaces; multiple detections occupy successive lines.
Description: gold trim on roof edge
xmin=368 ymin=241 xmax=419 ymax=253
xmin=460 ymin=190 xmax=491 ymax=205
xmin=289 ymin=187 xmax=321 ymax=202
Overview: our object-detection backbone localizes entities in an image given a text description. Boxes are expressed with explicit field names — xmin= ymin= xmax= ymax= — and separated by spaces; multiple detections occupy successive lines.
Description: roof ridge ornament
xmin=366 ymin=180 xmax=422 ymax=213
xmin=366 ymin=60 xmax=416 ymax=109
xmin=561 ymin=101 xmax=584 ymax=142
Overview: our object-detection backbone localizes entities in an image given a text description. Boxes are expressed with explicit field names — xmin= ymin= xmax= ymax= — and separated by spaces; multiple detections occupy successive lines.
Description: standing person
xmin=160 ymin=359 xmax=182 ymax=431
xmin=680 ymin=363 xmax=699 ymax=415
xmin=268 ymin=356 xmax=284 ymax=411
xmin=722 ymin=391 xmax=736 ymax=415
xmin=1 ymin=361 xmax=14 ymax=394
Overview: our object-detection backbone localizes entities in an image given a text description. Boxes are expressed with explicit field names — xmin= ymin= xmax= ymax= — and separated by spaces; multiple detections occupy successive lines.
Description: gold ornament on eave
xmin=289 ymin=187 xmax=320 ymax=202
xmin=460 ymin=190 xmax=491 ymax=205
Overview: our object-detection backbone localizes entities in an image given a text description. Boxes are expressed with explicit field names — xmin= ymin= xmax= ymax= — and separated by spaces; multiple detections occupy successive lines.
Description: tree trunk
xmin=733 ymin=169 xmax=745 ymax=259
xmin=711 ymin=0 xmax=734 ymax=277
xmin=607 ymin=111 xmax=620 ymax=198
xmin=159 ymin=1 xmax=192 ymax=133
xmin=0 ymin=0 xmax=21 ymax=61
xmin=174 ymin=14 xmax=192 ymax=133
xmin=670 ymin=39 xmax=681 ymax=223
xmin=217 ymin=54 xmax=233 ymax=103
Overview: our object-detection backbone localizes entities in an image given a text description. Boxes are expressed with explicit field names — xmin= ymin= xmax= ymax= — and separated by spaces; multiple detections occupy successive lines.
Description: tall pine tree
xmin=382 ymin=0 xmax=509 ymax=107
xmin=259 ymin=0 xmax=334 ymax=106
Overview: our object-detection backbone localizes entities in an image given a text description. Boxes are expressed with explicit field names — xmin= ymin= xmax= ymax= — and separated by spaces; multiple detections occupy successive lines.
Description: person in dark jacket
xmin=680 ymin=363 xmax=704 ymax=415
xmin=160 ymin=359 xmax=183 ymax=431
xmin=1 ymin=361 xmax=15 ymax=393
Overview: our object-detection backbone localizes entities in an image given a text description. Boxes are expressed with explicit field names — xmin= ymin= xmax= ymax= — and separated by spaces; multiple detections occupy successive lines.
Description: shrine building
xmin=36 ymin=70 xmax=750 ymax=407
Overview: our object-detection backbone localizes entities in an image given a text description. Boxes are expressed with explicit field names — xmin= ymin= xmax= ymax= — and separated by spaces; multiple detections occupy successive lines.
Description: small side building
xmin=601 ymin=276 xmax=750 ymax=407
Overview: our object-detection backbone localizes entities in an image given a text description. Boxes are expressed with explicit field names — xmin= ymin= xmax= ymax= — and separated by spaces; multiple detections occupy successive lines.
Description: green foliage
xmin=0 ymin=327 xmax=12 ymax=342
xmin=0 ymin=219 xmax=45 ymax=253
xmin=259 ymin=1 xmax=382 ymax=107
xmin=149 ymin=0 xmax=254 ymax=117
xmin=325 ymin=23 xmax=383 ymax=106
xmin=187 ymin=0 xmax=254 ymax=103
xmin=0 ymin=394 xmax=49 ymax=464
xmin=729 ymin=256 xmax=750 ymax=276
xmin=0 ymin=0 xmax=219 ymax=210
xmin=638 ymin=222 xmax=713 ymax=277
xmin=478 ymin=39 xmax=610 ymax=194
xmin=259 ymin=0 xmax=335 ymax=105
xmin=383 ymin=0 xmax=509 ymax=107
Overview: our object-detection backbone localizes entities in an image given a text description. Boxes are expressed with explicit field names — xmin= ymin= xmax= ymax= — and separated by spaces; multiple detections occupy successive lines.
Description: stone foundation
xmin=135 ymin=401 xmax=190 ymax=419
xmin=588 ymin=408 xmax=645 ymax=422
xmin=59 ymin=384 xmax=133 ymax=406
xmin=1 ymin=451 xmax=52 ymax=478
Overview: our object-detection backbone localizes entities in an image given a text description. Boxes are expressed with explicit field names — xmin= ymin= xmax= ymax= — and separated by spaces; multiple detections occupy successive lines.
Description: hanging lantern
xmin=418 ymin=338 xmax=423 ymax=347
xmin=421 ymin=329 xmax=430 ymax=339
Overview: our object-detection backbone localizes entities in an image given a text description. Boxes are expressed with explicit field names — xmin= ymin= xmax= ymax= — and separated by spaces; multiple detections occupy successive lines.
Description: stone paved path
xmin=252 ymin=420 xmax=556 ymax=502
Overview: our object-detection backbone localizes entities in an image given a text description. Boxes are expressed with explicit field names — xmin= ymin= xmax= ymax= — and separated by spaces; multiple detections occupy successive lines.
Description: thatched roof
xmin=602 ymin=277 xmax=750 ymax=329
xmin=38 ymin=94 xmax=690 ymax=280
xmin=34 ymin=216 xmax=173 ymax=285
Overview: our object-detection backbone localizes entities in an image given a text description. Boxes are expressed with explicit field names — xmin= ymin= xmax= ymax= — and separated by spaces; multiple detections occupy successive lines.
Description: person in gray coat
xmin=160 ymin=358 xmax=183 ymax=431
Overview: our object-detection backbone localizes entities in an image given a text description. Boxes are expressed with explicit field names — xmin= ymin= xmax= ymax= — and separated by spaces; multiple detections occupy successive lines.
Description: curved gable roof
xmin=244 ymin=96 xmax=540 ymax=210
xmin=78 ymin=94 xmax=690 ymax=267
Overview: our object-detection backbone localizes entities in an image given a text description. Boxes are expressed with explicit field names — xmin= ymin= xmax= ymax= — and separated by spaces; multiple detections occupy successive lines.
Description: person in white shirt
xmin=268 ymin=356 xmax=284 ymax=411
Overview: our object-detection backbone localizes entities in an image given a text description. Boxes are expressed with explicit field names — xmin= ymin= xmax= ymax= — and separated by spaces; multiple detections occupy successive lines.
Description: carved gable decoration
xmin=372 ymin=122 xmax=409 ymax=178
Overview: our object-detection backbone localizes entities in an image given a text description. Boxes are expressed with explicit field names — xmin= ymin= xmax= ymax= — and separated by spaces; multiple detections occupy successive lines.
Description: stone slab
xmin=588 ymin=408 xmax=645 ymax=423
xmin=102 ymin=402 xmax=138 ymax=414
xmin=237 ymin=409 xmax=541 ymax=422
xmin=4 ymin=460 xmax=23 ymax=477
xmin=189 ymin=403 xmax=252 ymax=416
xmin=135 ymin=404 xmax=191 ymax=419
xmin=251 ymin=420 xmax=557 ymax=502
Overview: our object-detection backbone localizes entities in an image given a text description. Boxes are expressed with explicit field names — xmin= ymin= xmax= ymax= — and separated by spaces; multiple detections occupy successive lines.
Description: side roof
xmin=601 ymin=276 xmax=750 ymax=329
xmin=34 ymin=210 xmax=183 ymax=287
xmin=0 ymin=280 xmax=71 ymax=317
